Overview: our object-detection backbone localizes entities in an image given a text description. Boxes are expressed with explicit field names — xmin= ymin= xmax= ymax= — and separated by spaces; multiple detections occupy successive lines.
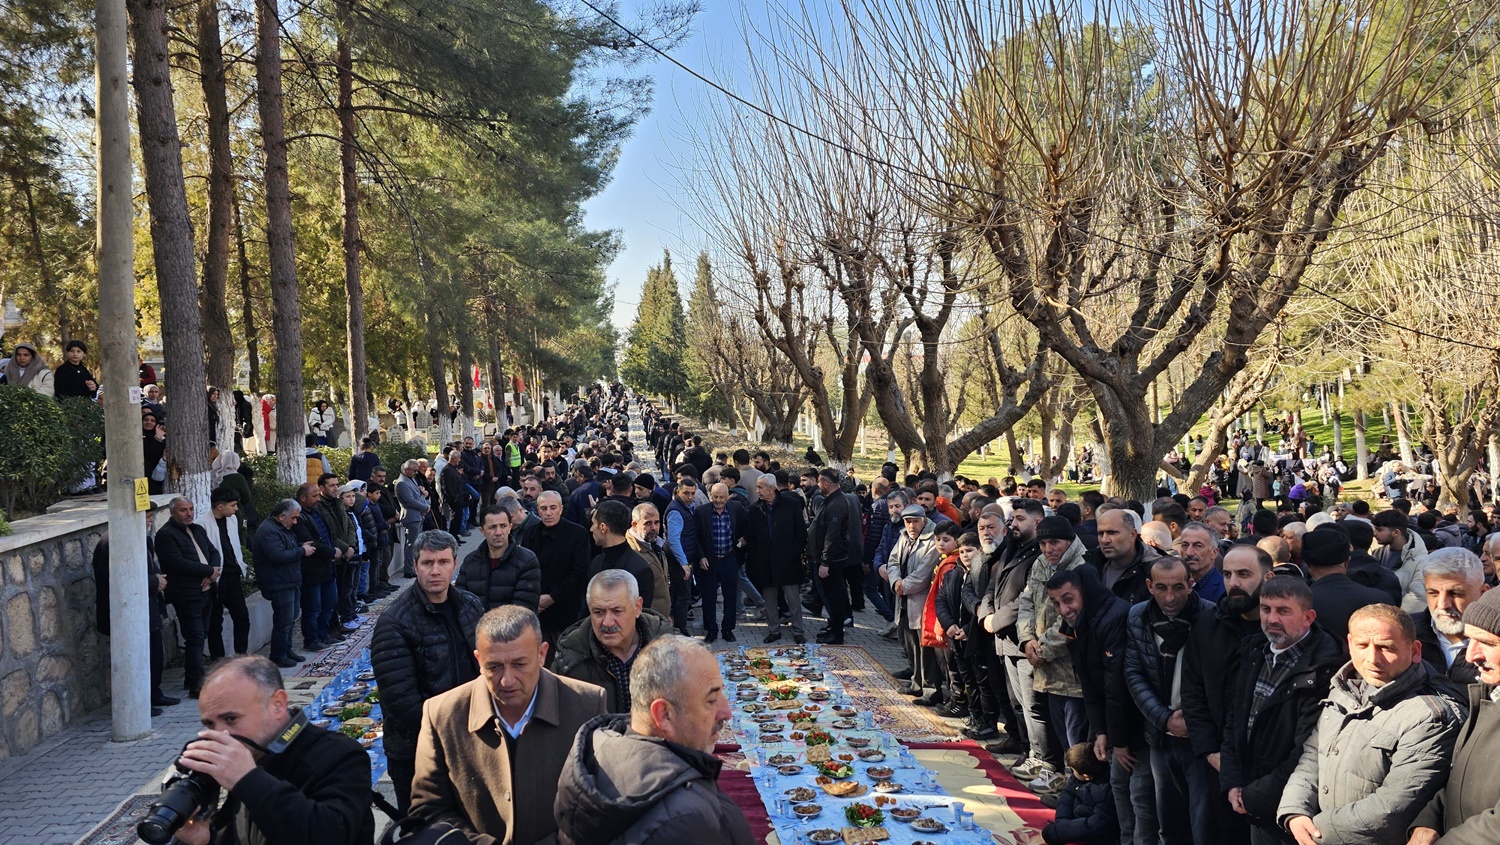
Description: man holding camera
xmin=171 ymin=656 xmax=374 ymax=845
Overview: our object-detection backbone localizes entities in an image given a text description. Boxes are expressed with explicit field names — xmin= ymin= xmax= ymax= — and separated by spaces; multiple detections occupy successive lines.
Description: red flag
xmin=472 ymin=365 xmax=481 ymax=388
xmin=512 ymin=374 xmax=526 ymax=394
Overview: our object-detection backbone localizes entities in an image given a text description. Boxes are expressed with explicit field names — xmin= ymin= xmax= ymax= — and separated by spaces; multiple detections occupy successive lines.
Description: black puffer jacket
xmin=555 ymin=714 xmax=754 ymax=845
xmin=552 ymin=610 xmax=674 ymax=712
xmin=369 ymin=586 xmax=485 ymax=761
xmin=155 ymin=519 xmax=220 ymax=603
xmin=1219 ymin=624 xmax=1343 ymax=829
xmin=1085 ymin=539 xmax=1161 ymax=605
xmin=456 ymin=542 xmax=541 ymax=611
xmin=1043 ymin=778 xmax=1117 ymax=845
xmin=1124 ymin=594 xmax=1213 ymax=748
xmin=1061 ymin=566 xmax=1139 ymax=750
xmin=745 ymin=491 xmax=807 ymax=589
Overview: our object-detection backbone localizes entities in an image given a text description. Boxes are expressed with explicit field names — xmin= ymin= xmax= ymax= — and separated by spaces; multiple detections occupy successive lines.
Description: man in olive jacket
xmin=553 ymin=570 xmax=673 ymax=712
xmin=1278 ymin=605 xmax=1465 ymax=845
xmin=1407 ymin=588 xmax=1500 ymax=845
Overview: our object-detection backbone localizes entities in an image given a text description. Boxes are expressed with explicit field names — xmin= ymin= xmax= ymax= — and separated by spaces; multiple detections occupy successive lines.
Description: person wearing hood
xmin=211 ymin=449 xmax=257 ymax=527
xmin=52 ymin=339 xmax=96 ymax=399
xmin=0 ymin=342 xmax=53 ymax=397
xmin=1278 ymin=605 xmax=1465 ymax=845
xmin=1180 ymin=542 xmax=1272 ymax=845
xmin=307 ymin=399 xmax=334 ymax=446
xmin=745 ymin=474 xmax=808 ymax=644
xmin=1017 ymin=514 xmax=1092 ymax=792
xmin=553 ymin=569 xmax=673 ymax=712
xmin=554 ymin=634 xmax=752 ymax=845
xmin=886 ymin=503 xmax=943 ymax=704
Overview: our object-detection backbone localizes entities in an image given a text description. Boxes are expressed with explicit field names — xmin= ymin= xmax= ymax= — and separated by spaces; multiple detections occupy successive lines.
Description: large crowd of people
xmin=38 ymin=364 xmax=1500 ymax=843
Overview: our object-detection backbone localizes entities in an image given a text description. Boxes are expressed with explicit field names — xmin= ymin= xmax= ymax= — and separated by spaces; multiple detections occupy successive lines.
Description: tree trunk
xmin=1392 ymin=400 xmax=1416 ymax=465
xmin=425 ymin=309 xmax=451 ymax=446
xmin=1005 ymin=430 xmax=1023 ymax=477
xmin=196 ymin=0 xmax=237 ymax=450
xmin=1354 ymin=409 xmax=1369 ymax=480
xmin=232 ymin=190 xmax=261 ymax=394
xmin=335 ymin=0 xmax=369 ymax=440
xmin=458 ymin=343 xmax=475 ymax=440
xmin=127 ymin=0 xmax=213 ymax=513
xmin=1489 ymin=435 xmax=1500 ymax=503
xmin=254 ymin=0 xmax=306 ymax=484
xmin=484 ymin=300 xmax=504 ymax=428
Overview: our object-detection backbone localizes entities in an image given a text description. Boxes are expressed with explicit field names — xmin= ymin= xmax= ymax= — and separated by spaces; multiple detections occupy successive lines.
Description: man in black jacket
xmin=590 ymin=500 xmax=659 ymax=613
xmin=1303 ymin=522 xmax=1394 ymax=645
xmin=1051 ymin=565 xmax=1156 ymax=845
xmin=808 ymin=469 xmax=853 ymax=644
xmin=989 ymin=498 xmax=1049 ymax=779
xmin=692 ymin=482 xmax=749 ymax=643
xmin=370 ymin=529 xmax=485 ymax=814
xmin=746 ymin=476 xmax=809 ymax=644
xmin=1342 ymin=519 xmax=1403 ymax=603
xmin=521 ymin=490 xmax=592 ymax=650
xmin=92 ymin=513 xmax=177 ymax=712
xmin=1412 ymin=547 xmax=1485 ymax=687
xmin=1087 ymin=506 xmax=1161 ymax=605
xmin=1219 ymin=577 xmax=1341 ymax=845
xmin=457 ymin=505 xmax=542 ymax=611
xmin=172 ymin=656 xmax=373 ymax=845
xmin=156 ymin=497 xmax=221 ymax=697
xmin=439 ymin=449 xmax=468 ymax=537
xmin=293 ymin=483 xmax=341 ymax=652
xmin=1182 ymin=543 xmax=1271 ymax=845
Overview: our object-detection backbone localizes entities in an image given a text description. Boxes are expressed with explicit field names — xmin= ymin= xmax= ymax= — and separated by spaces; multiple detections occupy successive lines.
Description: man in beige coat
xmin=410 ymin=605 xmax=607 ymax=844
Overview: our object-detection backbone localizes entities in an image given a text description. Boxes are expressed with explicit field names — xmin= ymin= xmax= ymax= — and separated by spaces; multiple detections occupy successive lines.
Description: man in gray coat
xmin=885 ymin=504 xmax=941 ymax=702
xmin=1278 ymin=604 xmax=1465 ymax=845
xmin=554 ymin=635 xmax=753 ymax=844
xmin=395 ymin=459 xmax=430 ymax=578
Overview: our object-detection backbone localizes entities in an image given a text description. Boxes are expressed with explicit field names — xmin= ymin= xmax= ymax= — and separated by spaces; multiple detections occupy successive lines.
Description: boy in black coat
xmin=1043 ymin=742 xmax=1118 ymax=845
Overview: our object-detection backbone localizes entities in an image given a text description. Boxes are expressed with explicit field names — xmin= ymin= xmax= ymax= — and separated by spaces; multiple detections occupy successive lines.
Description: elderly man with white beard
xmin=962 ymin=507 xmax=1025 ymax=753
xmin=1412 ymin=547 xmax=1487 ymax=687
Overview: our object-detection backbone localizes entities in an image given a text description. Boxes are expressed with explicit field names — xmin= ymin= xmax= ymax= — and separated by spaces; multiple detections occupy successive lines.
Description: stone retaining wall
xmin=0 ymin=498 xmax=170 ymax=760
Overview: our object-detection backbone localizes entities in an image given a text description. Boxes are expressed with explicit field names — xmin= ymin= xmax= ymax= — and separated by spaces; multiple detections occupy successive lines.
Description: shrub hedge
xmin=0 ymin=387 xmax=104 ymax=517
xmin=242 ymin=441 xmax=428 ymax=522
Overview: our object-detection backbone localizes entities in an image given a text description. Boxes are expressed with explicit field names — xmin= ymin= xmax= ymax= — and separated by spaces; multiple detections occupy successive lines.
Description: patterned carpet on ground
xmin=292 ymin=612 xmax=380 ymax=678
xmin=716 ymin=740 xmax=1053 ymax=844
xmin=74 ymin=794 xmax=157 ymax=845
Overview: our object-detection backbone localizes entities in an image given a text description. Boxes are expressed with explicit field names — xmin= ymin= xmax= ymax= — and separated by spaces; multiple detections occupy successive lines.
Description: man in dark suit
xmin=92 ymin=510 xmax=178 ymax=713
xmin=410 ymin=606 xmax=607 ymax=844
xmin=1303 ymin=522 xmax=1394 ymax=645
xmin=693 ymin=482 xmax=748 ymax=643
xmin=1412 ymin=546 xmax=1485 ymax=687
xmin=155 ymin=497 xmax=221 ymax=697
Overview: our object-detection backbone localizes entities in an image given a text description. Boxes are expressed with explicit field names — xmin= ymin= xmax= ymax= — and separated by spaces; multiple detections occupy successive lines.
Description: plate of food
xmin=784 ymin=786 xmax=818 ymax=802
xmin=754 ymin=713 xmax=780 ymax=722
xmin=866 ymin=765 xmax=895 ymax=779
xmin=743 ymin=702 xmax=765 ymax=713
xmin=793 ymin=803 xmax=823 ymax=819
xmin=804 ymin=728 xmax=836 ymax=746
xmin=321 ymin=704 xmax=346 ymax=718
xmin=846 ymin=737 xmax=871 ymax=748
xmin=768 ymin=753 xmax=797 ymax=765
xmin=737 ymin=690 xmax=760 ymax=700
xmin=844 ymin=803 xmax=886 ymax=828
xmin=831 ymin=718 xmax=858 ymax=730
xmin=748 ymin=657 xmax=774 ymax=671
xmin=910 ymin=817 xmax=948 ymax=834
xmin=872 ymin=780 xmax=903 ymax=794
xmin=309 ymin=718 xmax=332 ymax=729
xmin=805 ymin=829 xmax=841 ymax=844
xmin=726 ymin=671 xmax=751 ymax=681
xmin=807 ymin=690 xmax=832 ymax=701
xmin=799 ymin=671 xmax=825 ymax=681
xmin=817 ymin=778 xmax=868 ymax=798
xmin=816 ymin=761 xmax=854 ymax=779
xmin=888 ymin=806 xmax=922 ymax=823
xmin=803 ymin=703 xmax=823 ymax=712
xmin=779 ymin=764 xmax=804 ymax=775
xmin=833 ymin=705 xmax=858 ymax=716
xmin=857 ymin=750 xmax=887 ymax=762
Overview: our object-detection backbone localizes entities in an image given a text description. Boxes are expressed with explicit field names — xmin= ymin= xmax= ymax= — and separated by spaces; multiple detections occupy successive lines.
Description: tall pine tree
xmin=683 ymin=252 xmax=731 ymax=423
xmin=621 ymin=250 xmax=688 ymax=405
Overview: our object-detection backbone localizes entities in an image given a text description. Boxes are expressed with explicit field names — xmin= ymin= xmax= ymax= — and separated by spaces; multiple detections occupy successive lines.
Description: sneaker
xmin=271 ymin=656 xmax=298 ymax=669
xmin=913 ymin=691 xmax=945 ymax=707
xmin=938 ymin=700 xmax=969 ymax=719
xmin=963 ymin=725 xmax=1001 ymax=742
xmin=985 ymin=736 xmax=1025 ymax=756
xmin=1009 ymin=756 xmax=1046 ymax=780
xmin=1028 ymin=768 xmax=1066 ymax=793
xmin=878 ymin=620 xmax=900 ymax=639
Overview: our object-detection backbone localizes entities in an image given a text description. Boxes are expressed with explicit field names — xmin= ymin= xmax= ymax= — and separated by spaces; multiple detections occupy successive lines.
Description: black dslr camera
xmin=136 ymin=743 xmax=221 ymax=845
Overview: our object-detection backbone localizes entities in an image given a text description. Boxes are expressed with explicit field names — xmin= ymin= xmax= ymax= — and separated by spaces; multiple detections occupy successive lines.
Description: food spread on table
xmin=722 ymin=647 xmax=993 ymax=844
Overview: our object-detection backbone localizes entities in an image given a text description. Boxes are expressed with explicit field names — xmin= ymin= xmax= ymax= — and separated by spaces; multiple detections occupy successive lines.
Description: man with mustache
xmin=1220 ymin=575 xmax=1341 ymax=845
xmin=963 ymin=507 xmax=1024 ymax=754
xmin=1412 ymin=547 xmax=1486 ymax=687
xmin=1407 ymin=587 xmax=1500 ymax=845
xmin=554 ymin=569 xmax=672 ymax=713
xmin=1180 ymin=541 xmax=1271 ymax=845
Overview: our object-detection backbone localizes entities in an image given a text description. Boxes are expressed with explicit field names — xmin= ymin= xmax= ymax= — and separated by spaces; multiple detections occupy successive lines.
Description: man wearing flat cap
xmin=886 ymin=503 xmax=941 ymax=700
xmin=1408 ymin=587 xmax=1500 ymax=845
xmin=1303 ymin=522 xmax=1395 ymax=645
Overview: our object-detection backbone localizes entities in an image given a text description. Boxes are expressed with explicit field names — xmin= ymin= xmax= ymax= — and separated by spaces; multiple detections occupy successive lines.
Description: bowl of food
xmin=807 ymin=690 xmax=831 ymax=701
xmin=309 ymin=718 xmax=332 ymax=729
xmin=910 ymin=817 xmax=948 ymax=834
xmin=816 ymin=761 xmax=854 ymax=779
xmin=754 ymin=713 xmax=779 ymax=722
xmin=806 ymin=830 xmax=841 ymax=844
xmin=858 ymin=750 xmax=887 ymax=762
xmin=889 ymin=806 xmax=922 ymax=823
xmin=833 ymin=705 xmax=857 ymax=716
xmin=846 ymin=737 xmax=871 ymax=748
xmin=792 ymin=803 xmax=822 ymax=819
xmin=866 ymin=765 xmax=895 ymax=779
xmin=873 ymin=780 xmax=903 ymax=794
xmin=726 ymin=671 xmax=751 ymax=682
xmin=779 ymin=764 xmax=804 ymax=776
xmin=784 ymin=786 xmax=818 ymax=803
xmin=737 ymin=690 xmax=760 ymax=700
xmin=768 ymin=753 xmax=797 ymax=765
xmin=321 ymin=704 xmax=346 ymax=718
xmin=831 ymin=718 xmax=857 ymax=730
xmin=844 ymin=803 xmax=885 ymax=828
xmin=742 ymin=702 xmax=765 ymax=713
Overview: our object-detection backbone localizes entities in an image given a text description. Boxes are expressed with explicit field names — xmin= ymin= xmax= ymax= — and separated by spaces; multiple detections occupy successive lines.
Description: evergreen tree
xmin=621 ymin=250 xmax=688 ymax=404
xmin=683 ymin=251 xmax=732 ymax=423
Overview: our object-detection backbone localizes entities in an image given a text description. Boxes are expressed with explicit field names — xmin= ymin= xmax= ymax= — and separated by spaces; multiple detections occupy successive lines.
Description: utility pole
xmin=97 ymin=0 xmax=151 ymax=740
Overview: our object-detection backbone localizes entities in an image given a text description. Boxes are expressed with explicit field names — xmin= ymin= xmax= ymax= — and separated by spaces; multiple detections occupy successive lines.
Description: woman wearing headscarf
xmin=142 ymin=408 xmax=167 ymax=494
xmin=211 ymin=449 xmax=257 ymax=527
xmin=1 ymin=342 xmax=54 ymax=397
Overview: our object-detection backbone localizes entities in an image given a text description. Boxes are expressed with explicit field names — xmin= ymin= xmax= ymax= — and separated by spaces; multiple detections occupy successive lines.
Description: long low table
xmin=721 ymin=645 xmax=1017 ymax=845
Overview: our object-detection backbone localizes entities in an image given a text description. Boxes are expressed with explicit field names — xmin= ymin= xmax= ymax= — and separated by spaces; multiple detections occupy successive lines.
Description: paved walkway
xmin=2 ymin=402 xmax=912 ymax=844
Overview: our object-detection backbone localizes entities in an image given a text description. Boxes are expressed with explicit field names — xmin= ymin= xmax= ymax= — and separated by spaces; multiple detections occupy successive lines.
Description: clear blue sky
xmin=582 ymin=2 xmax=753 ymax=331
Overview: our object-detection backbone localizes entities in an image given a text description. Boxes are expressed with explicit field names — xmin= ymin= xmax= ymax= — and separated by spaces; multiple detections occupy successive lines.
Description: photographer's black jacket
xmin=211 ymin=719 xmax=374 ymax=845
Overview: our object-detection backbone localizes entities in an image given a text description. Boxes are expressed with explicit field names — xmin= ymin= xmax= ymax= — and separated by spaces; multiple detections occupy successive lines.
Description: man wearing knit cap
xmin=1303 ymin=523 xmax=1394 ymax=645
xmin=886 ymin=503 xmax=941 ymax=699
xmin=1015 ymin=514 xmax=1089 ymax=792
xmin=1407 ymin=587 xmax=1500 ymax=845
